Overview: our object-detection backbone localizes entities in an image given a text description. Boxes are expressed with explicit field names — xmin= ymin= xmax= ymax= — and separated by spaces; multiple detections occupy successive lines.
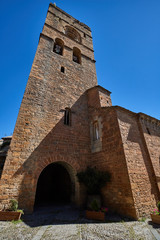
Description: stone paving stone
xmin=0 ymin=206 xmax=159 ymax=240
xmin=0 ymin=220 xmax=157 ymax=240
xmin=81 ymin=222 xmax=155 ymax=240
xmin=42 ymin=224 xmax=79 ymax=240
xmin=0 ymin=221 xmax=40 ymax=240
xmin=32 ymin=225 xmax=49 ymax=240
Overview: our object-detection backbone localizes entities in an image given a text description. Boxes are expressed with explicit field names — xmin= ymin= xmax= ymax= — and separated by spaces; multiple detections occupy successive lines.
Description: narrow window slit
xmin=61 ymin=66 xmax=65 ymax=73
xmin=146 ymin=127 xmax=151 ymax=135
xmin=64 ymin=108 xmax=71 ymax=126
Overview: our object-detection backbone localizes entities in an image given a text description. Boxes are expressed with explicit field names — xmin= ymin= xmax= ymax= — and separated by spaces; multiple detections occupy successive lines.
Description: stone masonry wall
xmin=139 ymin=115 xmax=160 ymax=189
xmin=117 ymin=107 xmax=160 ymax=218
xmin=0 ymin=4 xmax=97 ymax=211
xmin=16 ymin=92 xmax=91 ymax=212
xmin=87 ymin=89 xmax=137 ymax=219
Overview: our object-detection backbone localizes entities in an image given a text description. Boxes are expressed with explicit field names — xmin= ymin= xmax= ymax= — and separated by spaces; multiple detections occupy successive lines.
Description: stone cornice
xmin=87 ymin=85 xmax=111 ymax=95
xmin=39 ymin=33 xmax=53 ymax=42
xmin=138 ymin=112 xmax=160 ymax=127
xmin=109 ymin=106 xmax=160 ymax=128
xmin=113 ymin=106 xmax=136 ymax=117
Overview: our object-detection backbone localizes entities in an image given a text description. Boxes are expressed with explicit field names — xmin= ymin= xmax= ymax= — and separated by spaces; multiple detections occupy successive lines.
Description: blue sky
xmin=0 ymin=0 xmax=160 ymax=138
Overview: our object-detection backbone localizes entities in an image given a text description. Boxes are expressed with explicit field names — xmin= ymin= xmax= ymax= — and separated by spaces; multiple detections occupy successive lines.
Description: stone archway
xmin=34 ymin=162 xmax=76 ymax=208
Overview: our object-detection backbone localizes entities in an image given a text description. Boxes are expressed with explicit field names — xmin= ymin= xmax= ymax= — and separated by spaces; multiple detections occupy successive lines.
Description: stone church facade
xmin=0 ymin=3 xmax=160 ymax=219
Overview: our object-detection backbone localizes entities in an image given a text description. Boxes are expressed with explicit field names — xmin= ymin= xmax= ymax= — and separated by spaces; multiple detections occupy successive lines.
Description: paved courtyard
xmin=0 ymin=205 xmax=160 ymax=240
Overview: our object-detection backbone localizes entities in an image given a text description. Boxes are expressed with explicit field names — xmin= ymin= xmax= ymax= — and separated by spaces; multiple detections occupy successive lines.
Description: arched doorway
xmin=34 ymin=162 xmax=74 ymax=207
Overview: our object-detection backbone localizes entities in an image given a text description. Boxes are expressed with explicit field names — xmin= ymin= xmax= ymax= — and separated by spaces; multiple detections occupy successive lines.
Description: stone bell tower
xmin=0 ymin=3 xmax=97 ymax=211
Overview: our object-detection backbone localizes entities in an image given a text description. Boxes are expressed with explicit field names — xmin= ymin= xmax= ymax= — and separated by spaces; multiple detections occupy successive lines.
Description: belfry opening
xmin=34 ymin=163 xmax=73 ymax=208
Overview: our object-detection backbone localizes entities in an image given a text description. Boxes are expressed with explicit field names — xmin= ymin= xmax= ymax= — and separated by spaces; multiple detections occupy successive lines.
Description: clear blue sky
xmin=0 ymin=0 xmax=160 ymax=138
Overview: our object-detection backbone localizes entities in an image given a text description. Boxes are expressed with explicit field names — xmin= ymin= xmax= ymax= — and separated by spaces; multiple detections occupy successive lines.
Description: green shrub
xmin=11 ymin=219 xmax=23 ymax=224
xmin=90 ymin=199 xmax=100 ymax=211
xmin=9 ymin=199 xmax=18 ymax=211
xmin=77 ymin=167 xmax=111 ymax=194
xmin=17 ymin=209 xmax=24 ymax=214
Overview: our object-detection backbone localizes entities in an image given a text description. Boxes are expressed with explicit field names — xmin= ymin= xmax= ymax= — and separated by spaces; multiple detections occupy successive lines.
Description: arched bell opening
xmin=53 ymin=38 xmax=64 ymax=55
xmin=73 ymin=47 xmax=81 ymax=64
xmin=34 ymin=162 xmax=76 ymax=208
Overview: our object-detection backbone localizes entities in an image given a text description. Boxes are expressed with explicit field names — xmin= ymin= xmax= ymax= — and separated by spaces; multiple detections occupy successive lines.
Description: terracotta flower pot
xmin=151 ymin=214 xmax=160 ymax=224
xmin=86 ymin=210 xmax=105 ymax=221
xmin=0 ymin=211 xmax=22 ymax=221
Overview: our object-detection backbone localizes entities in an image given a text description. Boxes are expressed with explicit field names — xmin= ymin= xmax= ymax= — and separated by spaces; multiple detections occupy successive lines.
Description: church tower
xmin=0 ymin=4 xmax=97 ymax=211
xmin=1 ymin=3 xmax=159 ymax=220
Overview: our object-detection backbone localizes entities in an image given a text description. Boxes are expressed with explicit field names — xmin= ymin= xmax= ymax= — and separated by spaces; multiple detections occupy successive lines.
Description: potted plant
xmin=77 ymin=166 xmax=111 ymax=203
xmin=86 ymin=198 xmax=108 ymax=221
xmin=77 ymin=166 xmax=111 ymax=220
xmin=0 ymin=199 xmax=24 ymax=221
xmin=151 ymin=201 xmax=160 ymax=224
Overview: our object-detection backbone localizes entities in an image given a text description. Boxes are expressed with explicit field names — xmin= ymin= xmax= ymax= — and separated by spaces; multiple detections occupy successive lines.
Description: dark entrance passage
xmin=34 ymin=163 xmax=72 ymax=207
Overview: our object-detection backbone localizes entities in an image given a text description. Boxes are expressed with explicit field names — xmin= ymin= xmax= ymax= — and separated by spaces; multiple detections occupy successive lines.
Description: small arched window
xmin=64 ymin=108 xmax=71 ymax=126
xmin=93 ymin=121 xmax=99 ymax=141
xmin=73 ymin=47 xmax=81 ymax=64
xmin=53 ymin=38 xmax=64 ymax=55
xmin=65 ymin=26 xmax=81 ymax=43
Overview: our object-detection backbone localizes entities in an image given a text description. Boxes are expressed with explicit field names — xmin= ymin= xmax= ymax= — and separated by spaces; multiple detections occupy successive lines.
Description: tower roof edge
xmin=49 ymin=3 xmax=91 ymax=32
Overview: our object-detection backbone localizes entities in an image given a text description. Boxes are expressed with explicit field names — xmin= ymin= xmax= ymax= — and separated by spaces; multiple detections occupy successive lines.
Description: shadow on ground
xmin=148 ymin=220 xmax=160 ymax=232
xmin=22 ymin=204 xmax=133 ymax=227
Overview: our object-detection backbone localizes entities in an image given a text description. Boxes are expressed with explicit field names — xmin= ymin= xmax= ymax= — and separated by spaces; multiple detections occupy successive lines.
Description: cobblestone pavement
xmin=0 ymin=205 xmax=160 ymax=240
